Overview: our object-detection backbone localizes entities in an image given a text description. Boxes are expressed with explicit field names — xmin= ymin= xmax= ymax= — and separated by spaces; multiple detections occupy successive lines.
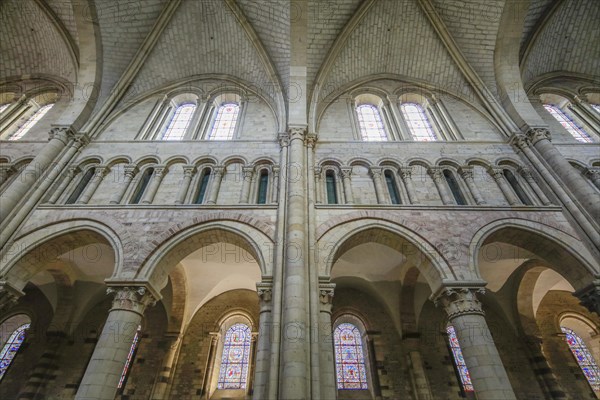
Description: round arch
xmin=136 ymin=221 xmax=274 ymax=292
xmin=0 ymin=220 xmax=123 ymax=291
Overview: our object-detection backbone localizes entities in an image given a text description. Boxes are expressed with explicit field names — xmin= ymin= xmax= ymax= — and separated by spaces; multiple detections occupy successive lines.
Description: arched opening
xmin=256 ymin=169 xmax=269 ymax=204
xmin=443 ymin=169 xmax=466 ymax=205
xmin=326 ymin=170 xmax=338 ymax=204
xmin=66 ymin=167 xmax=95 ymax=204
xmin=194 ymin=167 xmax=212 ymax=204
xmin=130 ymin=167 xmax=154 ymax=204
xmin=384 ymin=170 xmax=401 ymax=204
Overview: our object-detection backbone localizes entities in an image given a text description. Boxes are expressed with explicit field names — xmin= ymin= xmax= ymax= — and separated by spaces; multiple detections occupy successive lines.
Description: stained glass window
xmin=117 ymin=325 xmax=141 ymax=389
xmin=334 ymin=323 xmax=368 ymax=390
xmin=544 ymin=104 xmax=592 ymax=143
xmin=209 ymin=103 xmax=239 ymax=140
xmin=401 ymin=103 xmax=437 ymax=141
xmin=0 ymin=103 xmax=10 ymax=115
xmin=10 ymin=104 xmax=54 ymax=140
xmin=447 ymin=325 xmax=474 ymax=392
xmin=561 ymin=326 xmax=600 ymax=391
xmin=162 ymin=103 xmax=196 ymax=140
xmin=356 ymin=104 xmax=388 ymax=141
xmin=0 ymin=323 xmax=30 ymax=381
xmin=592 ymin=104 xmax=600 ymax=114
xmin=217 ymin=323 xmax=251 ymax=389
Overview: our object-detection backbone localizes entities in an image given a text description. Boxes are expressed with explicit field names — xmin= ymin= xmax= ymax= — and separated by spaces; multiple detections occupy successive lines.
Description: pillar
xmin=369 ymin=166 xmax=387 ymax=204
xmin=174 ymin=165 xmax=196 ymax=204
xmin=387 ymin=95 xmax=412 ymax=141
xmin=399 ymin=167 xmax=420 ymax=204
xmin=459 ymin=166 xmax=487 ymax=205
xmin=240 ymin=166 xmax=254 ymax=203
xmin=109 ymin=164 xmax=138 ymax=204
xmin=150 ymin=333 xmax=183 ymax=399
xmin=524 ymin=335 xmax=566 ymax=399
xmin=0 ymin=126 xmax=76 ymax=221
xmin=340 ymin=166 xmax=353 ymax=204
xmin=575 ymin=280 xmax=600 ymax=316
xmin=253 ymin=282 xmax=273 ymax=400
xmin=279 ymin=126 xmax=309 ymax=399
xmin=77 ymin=165 xmax=109 ymax=204
xmin=48 ymin=166 xmax=79 ymax=204
xmin=428 ymin=167 xmax=453 ymax=205
xmin=518 ymin=167 xmax=552 ymax=205
xmin=75 ymin=286 xmax=156 ymax=400
xmin=435 ymin=287 xmax=516 ymax=400
xmin=489 ymin=167 xmax=520 ymax=205
xmin=318 ymin=283 xmax=337 ymax=399
xmin=141 ymin=165 xmax=168 ymax=204
xmin=584 ymin=167 xmax=600 ymax=190
xmin=313 ymin=167 xmax=322 ymax=204
xmin=206 ymin=166 xmax=224 ymax=205
xmin=271 ymin=166 xmax=280 ymax=203
xmin=526 ymin=127 xmax=600 ymax=218
xmin=0 ymin=163 xmax=14 ymax=187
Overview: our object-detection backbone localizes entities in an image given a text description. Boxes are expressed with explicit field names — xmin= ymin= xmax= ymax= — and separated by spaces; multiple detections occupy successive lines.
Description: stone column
xmin=314 ymin=167 xmax=322 ymax=204
xmin=150 ymin=333 xmax=183 ymax=399
xmin=240 ymin=166 xmax=254 ymax=203
xmin=524 ymin=335 xmax=566 ymax=399
xmin=433 ymin=96 xmax=463 ymax=140
xmin=584 ymin=167 xmax=600 ymax=191
xmin=0 ymin=126 xmax=77 ymax=222
xmin=399 ymin=167 xmax=420 ymax=204
xmin=0 ymin=281 xmax=25 ymax=313
xmin=387 ymin=96 xmax=412 ymax=140
xmin=141 ymin=165 xmax=168 ymax=204
xmin=253 ymin=282 xmax=273 ymax=400
xmin=0 ymin=163 xmax=14 ymax=187
xmin=109 ymin=165 xmax=138 ymax=204
xmin=435 ymin=288 xmax=516 ymax=400
xmin=48 ymin=166 xmax=79 ymax=204
xmin=271 ymin=166 xmax=280 ymax=203
xmin=575 ymin=280 xmax=600 ymax=316
xmin=407 ymin=351 xmax=434 ymax=400
xmin=340 ymin=166 xmax=353 ymax=204
xmin=174 ymin=165 xmax=196 ymax=204
xmin=369 ymin=167 xmax=387 ymax=204
xmin=279 ymin=126 xmax=309 ymax=399
xmin=428 ymin=167 xmax=453 ymax=205
xmin=489 ymin=167 xmax=520 ymax=205
xmin=459 ymin=166 xmax=487 ymax=205
xmin=206 ymin=166 xmax=224 ymax=205
xmin=75 ymin=286 xmax=156 ymax=400
xmin=77 ymin=166 xmax=109 ymax=204
xmin=318 ymin=283 xmax=337 ymax=400
xmin=518 ymin=167 xmax=552 ymax=205
xmin=526 ymin=128 xmax=600 ymax=218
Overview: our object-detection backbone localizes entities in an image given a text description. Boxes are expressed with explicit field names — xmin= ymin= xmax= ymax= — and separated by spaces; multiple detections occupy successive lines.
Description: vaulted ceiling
xmin=1 ymin=0 xmax=598 ymax=126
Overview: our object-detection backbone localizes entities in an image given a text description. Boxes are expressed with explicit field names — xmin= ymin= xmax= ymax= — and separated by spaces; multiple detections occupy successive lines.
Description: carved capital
xmin=340 ymin=167 xmax=352 ymax=179
xmin=517 ymin=167 xmax=534 ymax=181
xmin=123 ymin=164 xmax=139 ymax=178
xmin=67 ymin=166 xmax=81 ymax=177
xmin=182 ymin=165 xmax=196 ymax=177
xmin=0 ymin=281 xmax=25 ymax=312
xmin=0 ymin=163 xmax=15 ymax=175
xmin=107 ymin=286 xmax=156 ymax=315
xmin=488 ymin=167 xmax=505 ymax=180
xmin=434 ymin=287 xmax=485 ymax=319
xmin=369 ymin=166 xmax=383 ymax=178
xmin=510 ymin=133 xmax=530 ymax=150
xmin=319 ymin=283 xmax=336 ymax=305
xmin=458 ymin=166 xmax=474 ymax=180
xmin=256 ymin=282 xmax=273 ymax=304
xmin=288 ymin=125 xmax=307 ymax=141
xmin=277 ymin=133 xmax=290 ymax=148
xmin=94 ymin=166 xmax=110 ymax=178
xmin=153 ymin=165 xmax=168 ymax=178
xmin=49 ymin=125 xmax=76 ymax=143
xmin=574 ymin=280 xmax=600 ymax=316
xmin=272 ymin=166 xmax=280 ymax=178
xmin=584 ymin=167 xmax=600 ymax=181
xmin=427 ymin=166 xmax=443 ymax=182
xmin=305 ymin=133 xmax=318 ymax=148
xmin=213 ymin=166 xmax=226 ymax=177
xmin=399 ymin=166 xmax=413 ymax=180
xmin=526 ymin=127 xmax=551 ymax=144
xmin=242 ymin=166 xmax=255 ymax=180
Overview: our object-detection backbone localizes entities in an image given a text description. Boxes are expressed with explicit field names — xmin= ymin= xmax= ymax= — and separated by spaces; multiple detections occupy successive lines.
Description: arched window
xmin=503 ymin=170 xmax=533 ymax=205
xmin=257 ymin=169 xmax=269 ymax=204
xmin=0 ymin=318 xmax=31 ymax=381
xmin=400 ymin=103 xmax=437 ymax=141
xmin=544 ymin=104 xmax=592 ymax=143
xmin=161 ymin=103 xmax=196 ymax=140
xmin=66 ymin=168 xmax=95 ymax=204
xmin=194 ymin=168 xmax=211 ymax=204
xmin=209 ymin=103 xmax=240 ymax=140
xmin=447 ymin=325 xmax=474 ymax=393
xmin=130 ymin=167 xmax=154 ymax=204
xmin=443 ymin=170 xmax=466 ymax=205
xmin=117 ymin=325 xmax=141 ymax=391
xmin=326 ymin=170 xmax=338 ymax=204
xmin=217 ymin=323 xmax=252 ymax=389
xmin=0 ymin=103 xmax=10 ymax=115
xmin=9 ymin=103 xmax=54 ymax=140
xmin=561 ymin=326 xmax=600 ymax=391
xmin=384 ymin=170 xmax=401 ymax=204
xmin=334 ymin=322 xmax=368 ymax=390
xmin=356 ymin=104 xmax=388 ymax=141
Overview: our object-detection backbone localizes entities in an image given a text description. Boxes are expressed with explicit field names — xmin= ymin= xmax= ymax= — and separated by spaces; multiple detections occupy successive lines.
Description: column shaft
xmin=519 ymin=167 xmax=552 ymax=205
xmin=318 ymin=284 xmax=336 ymax=400
xmin=240 ymin=166 xmax=254 ymax=203
xmin=253 ymin=283 xmax=273 ymax=400
xmin=313 ymin=167 xmax=322 ymax=204
xmin=141 ymin=165 xmax=167 ymax=204
xmin=109 ymin=165 xmax=137 ymax=204
xmin=77 ymin=166 xmax=108 ymax=204
xmin=174 ymin=165 xmax=195 ymax=204
xmin=459 ymin=166 xmax=486 ymax=204
xmin=206 ymin=166 xmax=224 ymax=205
xmin=48 ymin=166 xmax=78 ymax=204
xmin=370 ymin=167 xmax=387 ymax=204
xmin=400 ymin=167 xmax=420 ymax=204
xmin=490 ymin=168 xmax=520 ymax=205
xmin=341 ymin=167 xmax=353 ymax=204
xmin=150 ymin=334 xmax=183 ymax=399
xmin=428 ymin=167 xmax=454 ymax=205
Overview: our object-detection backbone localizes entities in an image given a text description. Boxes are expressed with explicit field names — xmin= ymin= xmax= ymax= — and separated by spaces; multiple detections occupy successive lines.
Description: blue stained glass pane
xmin=0 ymin=323 xmax=30 ymax=381
xmin=544 ymin=104 xmax=592 ymax=143
xmin=561 ymin=327 xmax=600 ymax=391
xmin=447 ymin=325 xmax=475 ymax=392
xmin=217 ymin=323 xmax=251 ymax=389
xmin=334 ymin=323 xmax=369 ymax=390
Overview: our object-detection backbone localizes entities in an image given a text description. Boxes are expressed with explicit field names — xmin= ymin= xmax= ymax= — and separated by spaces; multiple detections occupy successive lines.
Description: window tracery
xmin=217 ymin=323 xmax=252 ymax=389
xmin=561 ymin=326 xmax=600 ymax=391
xmin=334 ymin=322 xmax=368 ymax=390
xmin=0 ymin=321 xmax=30 ymax=381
